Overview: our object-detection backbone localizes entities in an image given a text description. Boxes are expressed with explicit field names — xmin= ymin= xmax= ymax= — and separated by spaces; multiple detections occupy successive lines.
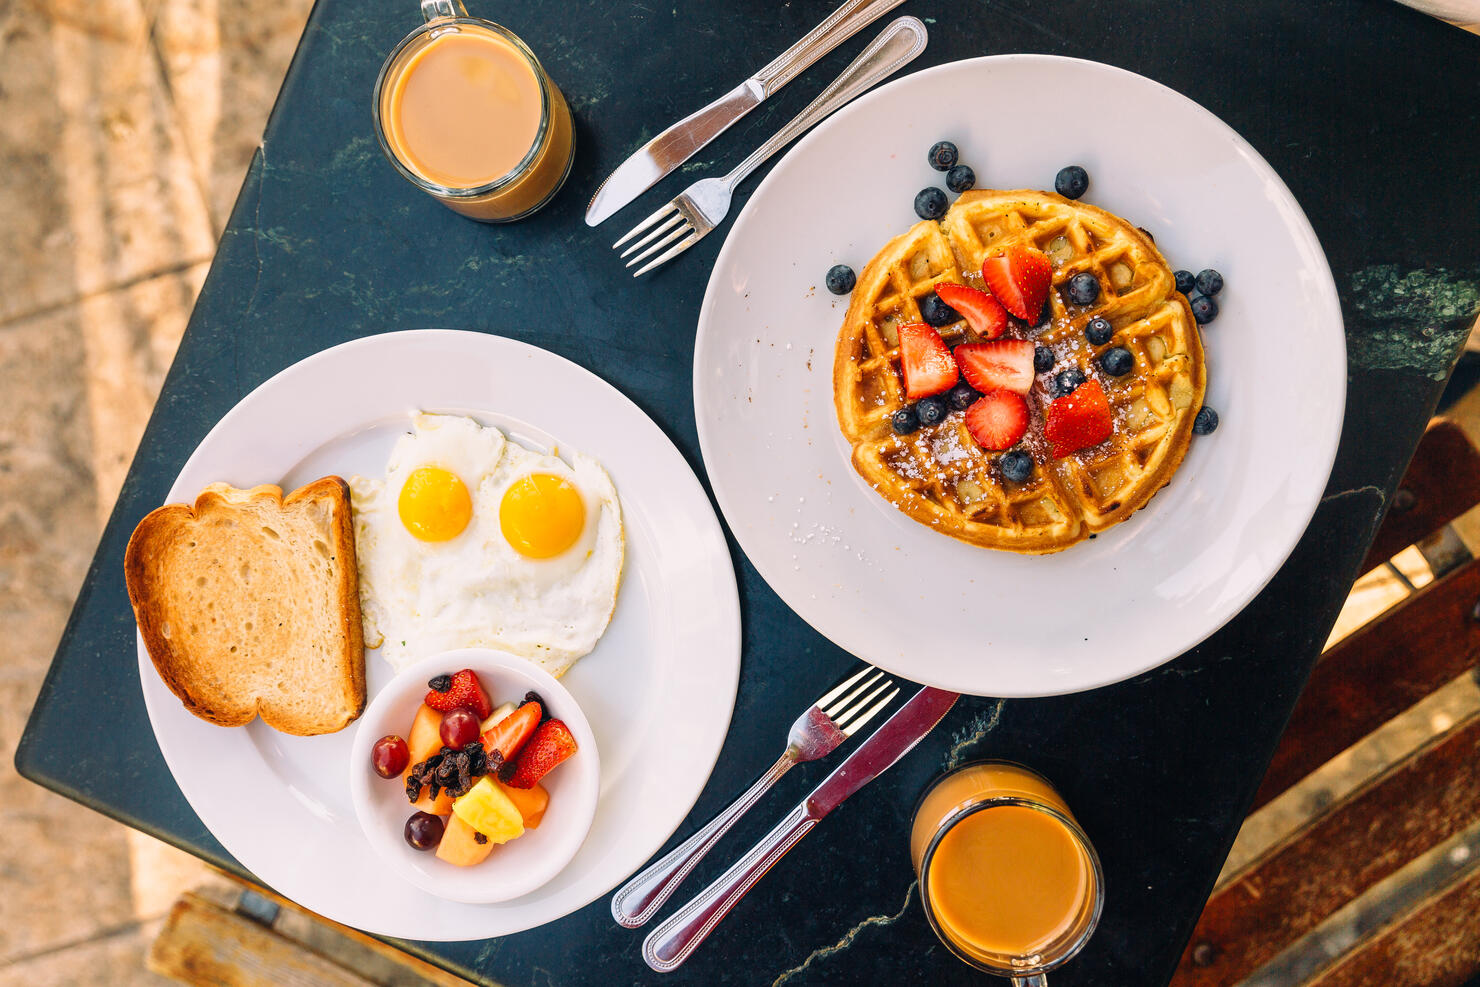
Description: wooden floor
xmin=2 ymin=3 xmax=1479 ymax=985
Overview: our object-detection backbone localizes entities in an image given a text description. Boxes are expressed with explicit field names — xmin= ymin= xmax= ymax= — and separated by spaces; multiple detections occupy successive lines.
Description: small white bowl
xmin=349 ymin=648 xmax=600 ymax=904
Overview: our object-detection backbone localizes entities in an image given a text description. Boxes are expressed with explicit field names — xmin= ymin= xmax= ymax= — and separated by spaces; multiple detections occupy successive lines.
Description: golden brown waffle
xmin=833 ymin=188 xmax=1206 ymax=554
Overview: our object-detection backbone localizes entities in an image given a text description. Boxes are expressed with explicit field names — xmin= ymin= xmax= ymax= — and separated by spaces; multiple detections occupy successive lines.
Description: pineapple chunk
xmin=452 ymin=777 xmax=525 ymax=845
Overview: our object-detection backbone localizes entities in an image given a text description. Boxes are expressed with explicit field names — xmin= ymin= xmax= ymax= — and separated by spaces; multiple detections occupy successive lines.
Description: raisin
xmin=428 ymin=674 xmax=452 ymax=692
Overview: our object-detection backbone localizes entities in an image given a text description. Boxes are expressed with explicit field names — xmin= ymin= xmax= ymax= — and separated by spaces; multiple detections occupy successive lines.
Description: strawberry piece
xmin=962 ymin=390 xmax=1029 ymax=451
xmin=934 ymin=283 xmax=1008 ymax=340
xmin=897 ymin=322 xmax=958 ymax=400
xmin=502 ymin=719 xmax=578 ymax=789
xmin=955 ymin=340 xmax=1036 ymax=396
xmin=979 ymin=246 xmax=1052 ymax=321
xmin=1045 ymin=379 xmax=1114 ymax=457
xmin=481 ymin=701 xmax=542 ymax=763
xmin=425 ymin=669 xmax=493 ymax=720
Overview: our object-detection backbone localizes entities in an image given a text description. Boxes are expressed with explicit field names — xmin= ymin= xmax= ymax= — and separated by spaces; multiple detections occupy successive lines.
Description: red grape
xmin=372 ymin=735 xmax=410 ymax=778
xmin=440 ymin=707 xmax=481 ymax=749
xmin=404 ymin=811 xmax=444 ymax=850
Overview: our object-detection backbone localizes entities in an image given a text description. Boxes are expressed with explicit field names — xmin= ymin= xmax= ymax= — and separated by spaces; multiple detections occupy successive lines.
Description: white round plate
xmin=694 ymin=56 xmax=1344 ymax=697
xmin=137 ymin=330 xmax=741 ymax=938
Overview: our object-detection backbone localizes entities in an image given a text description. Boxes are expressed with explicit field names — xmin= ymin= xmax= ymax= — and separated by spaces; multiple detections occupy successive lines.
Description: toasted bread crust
xmin=125 ymin=477 xmax=365 ymax=736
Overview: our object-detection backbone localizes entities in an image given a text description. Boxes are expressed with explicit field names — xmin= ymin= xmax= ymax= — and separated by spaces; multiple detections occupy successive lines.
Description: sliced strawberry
xmin=934 ymin=283 xmax=1008 ymax=340
xmin=962 ymin=390 xmax=1029 ymax=451
xmin=1045 ymin=379 xmax=1114 ymax=457
xmin=501 ymin=719 xmax=578 ymax=789
xmin=425 ymin=669 xmax=493 ymax=720
xmin=481 ymin=700 xmax=542 ymax=763
xmin=955 ymin=340 xmax=1036 ymax=396
xmin=897 ymin=322 xmax=958 ymax=400
xmin=979 ymin=245 xmax=1052 ymax=321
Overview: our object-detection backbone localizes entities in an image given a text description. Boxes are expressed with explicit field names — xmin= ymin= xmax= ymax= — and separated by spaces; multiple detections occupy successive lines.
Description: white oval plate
xmin=137 ymin=330 xmax=741 ymax=938
xmin=694 ymin=55 xmax=1344 ymax=697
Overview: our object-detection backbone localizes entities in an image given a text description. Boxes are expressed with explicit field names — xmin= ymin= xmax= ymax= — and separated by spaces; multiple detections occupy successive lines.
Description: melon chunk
xmin=436 ymin=814 xmax=494 ymax=867
xmin=452 ymin=777 xmax=525 ymax=844
xmin=407 ymin=704 xmax=443 ymax=764
xmin=496 ymin=779 xmax=548 ymax=829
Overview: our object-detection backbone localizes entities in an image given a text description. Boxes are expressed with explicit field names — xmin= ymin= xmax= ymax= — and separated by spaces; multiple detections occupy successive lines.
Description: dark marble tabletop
xmin=17 ymin=0 xmax=1480 ymax=983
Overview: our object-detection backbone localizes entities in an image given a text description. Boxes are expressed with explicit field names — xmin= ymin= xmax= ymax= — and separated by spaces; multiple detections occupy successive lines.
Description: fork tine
xmin=819 ymin=668 xmax=884 ymax=721
xmin=618 ymin=210 xmax=685 ymax=259
xmin=832 ymin=674 xmax=892 ymax=725
xmin=623 ymin=219 xmax=691 ymax=268
xmin=814 ymin=666 xmax=874 ymax=714
xmin=840 ymin=680 xmax=893 ymax=733
xmin=631 ymin=230 xmax=700 ymax=277
xmin=612 ymin=201 xmax=680 ymax=250
xmin=836 ymin=685 xmax=899 ymax=737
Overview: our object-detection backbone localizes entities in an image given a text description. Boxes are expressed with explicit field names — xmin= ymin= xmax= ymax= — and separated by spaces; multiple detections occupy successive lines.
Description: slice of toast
xmin=124 ymin=478 xmax=366 ymax=736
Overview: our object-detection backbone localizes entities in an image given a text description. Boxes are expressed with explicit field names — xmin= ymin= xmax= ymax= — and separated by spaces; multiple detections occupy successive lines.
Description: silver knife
xmin=640 ymin=686 xmax=960 ymax=972
xmin=584 ymin=0 xmax=908 ymax=227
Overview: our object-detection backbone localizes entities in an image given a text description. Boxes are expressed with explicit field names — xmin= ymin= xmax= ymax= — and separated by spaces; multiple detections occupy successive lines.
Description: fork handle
xmin=752 ymin=0 xmax=908 ymax=96
xmin=611 ymin=751 xmax=797 ymax=928
xmin=724 ymin=16 xmax=928 ymax=190
xmin=642 ymin=802 xmax=818 ymax=972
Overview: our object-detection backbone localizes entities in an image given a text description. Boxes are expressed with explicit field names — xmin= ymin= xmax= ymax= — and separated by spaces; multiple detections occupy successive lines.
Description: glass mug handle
xmin=420 ymin=0 xmax=466 ymax=21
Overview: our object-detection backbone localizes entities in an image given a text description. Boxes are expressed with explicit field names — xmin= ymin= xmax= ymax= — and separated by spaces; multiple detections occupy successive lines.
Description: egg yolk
xmin=499 ymin=473 xmax=585 ymax=559
xmin=398 ymin=466 xmax=473 ymax=542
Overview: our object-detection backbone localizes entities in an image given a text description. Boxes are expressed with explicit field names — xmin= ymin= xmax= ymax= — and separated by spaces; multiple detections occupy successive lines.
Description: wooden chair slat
xmin=1171 ymin=709 xmax=1480 ymax=987
xmin=1359 ymin=419 xmax=1480 ymax=575
xmin=1252 ymin=555 xmax=1480 ymax=811
xmin=1306 ymin=862 xmax=1480 ymax=987
xmin=148 ymin=891 xmax=376 ymax=987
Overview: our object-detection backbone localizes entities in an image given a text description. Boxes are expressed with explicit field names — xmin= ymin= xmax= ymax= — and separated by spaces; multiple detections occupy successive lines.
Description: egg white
xmin=349 ymin=413 xmax=624 ymax=678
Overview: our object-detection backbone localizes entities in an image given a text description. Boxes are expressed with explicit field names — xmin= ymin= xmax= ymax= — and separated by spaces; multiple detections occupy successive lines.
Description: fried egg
xmin=349 ymin=413 xmax=624 ymax=677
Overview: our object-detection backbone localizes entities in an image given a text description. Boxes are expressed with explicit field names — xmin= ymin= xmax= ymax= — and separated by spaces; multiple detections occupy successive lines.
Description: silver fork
xmin=610 ymin=666 xmax=898 ymax=928
xmin=613 ymin=15 xmax=927 ymax=276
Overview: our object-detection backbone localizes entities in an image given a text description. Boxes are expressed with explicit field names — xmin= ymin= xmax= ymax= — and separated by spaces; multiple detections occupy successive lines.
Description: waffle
xmin=833 ymin=189 xmax=1206 ymax=554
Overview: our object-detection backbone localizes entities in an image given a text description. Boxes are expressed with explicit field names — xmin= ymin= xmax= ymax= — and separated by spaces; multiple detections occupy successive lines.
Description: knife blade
xmin=585 ymin=0 xmax=908 ymax=226
xmin=805 ymin=685 xmax=959 ymax=817
xmin=641 ymin=685 xmax=959 ymax=971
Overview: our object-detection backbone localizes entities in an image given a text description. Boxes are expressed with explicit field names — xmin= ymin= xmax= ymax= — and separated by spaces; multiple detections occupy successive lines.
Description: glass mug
xmin=373 ymin=0 xmax=575 ymax=221
xmin=910 ymin=761 xmax=1104 ymax=984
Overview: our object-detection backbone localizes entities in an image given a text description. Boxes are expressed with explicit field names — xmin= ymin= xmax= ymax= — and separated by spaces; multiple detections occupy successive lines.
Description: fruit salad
xmin=369 ymin=667 xmax=579 ymax=867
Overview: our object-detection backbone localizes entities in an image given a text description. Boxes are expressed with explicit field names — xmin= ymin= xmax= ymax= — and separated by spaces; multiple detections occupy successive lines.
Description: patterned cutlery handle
xmin=611 ymin=751 xmax=795 ymax=928
xmin=641 ymin=802 xmax=818 ymax=972
xmin=753 ymin=0 xmax=909 ymax=96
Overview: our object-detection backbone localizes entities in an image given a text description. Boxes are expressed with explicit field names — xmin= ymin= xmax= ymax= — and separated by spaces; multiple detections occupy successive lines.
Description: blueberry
xmin=914 ymin=187 xmax=948 ymax=220
xmin=927 ymin=141 xmax=959 ymax=171
xmin=1195 ymin=269 xmax=1224 ymax=296
xmin=1055 ymin=165 xmax=1089 ymax=199
xmin=920 ymin=292 xmax=959 ymax=327
xmin=946 ymin=165 xmax=975 ymax=194
xmin=917 ymin=396 xmax=947 ymax=426
xmin=1055 ymin=368 xmax=1086 ymax=397
xmin=1190 ymin=292 xmax=1219 ymax=324
xmin=1100 ymin=346 xmax=1134 ymax=376
xmin=1174 ymin=270 xmax=1196 ymax=295
xmin=891 ymin=406 xmax=920 ymax=435
xmin=947 ymin=381 xmax=979 ymax=411
xmin=428 ymin=675 xmax=452 ymax=692
xmin=1033 ymin=345 xmax=1054 ymax=373
xmin=1085 ymin=316 xmax=1113 ymax=346
xmin=1193 ymin=406 xmax=1220 ymax=435
xmin=825 ymin=264 xmax=856 ymax=295
xmin=999 ymin=450 xmax=1034 ymax=483
xmin=1067 ymin=272 xmax=1101 ymax=306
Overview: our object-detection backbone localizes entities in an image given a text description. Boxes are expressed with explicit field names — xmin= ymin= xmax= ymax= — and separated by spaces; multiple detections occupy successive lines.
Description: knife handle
xmin=641 ymin=802 xmax=818 ymax=972
xmin=611 ymin=751 xmax=797 ymax=928
xmin=753 ymin=0 xmax=909 ymax=96
xmin=723 ymin=16 xmax=926 ymax=190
